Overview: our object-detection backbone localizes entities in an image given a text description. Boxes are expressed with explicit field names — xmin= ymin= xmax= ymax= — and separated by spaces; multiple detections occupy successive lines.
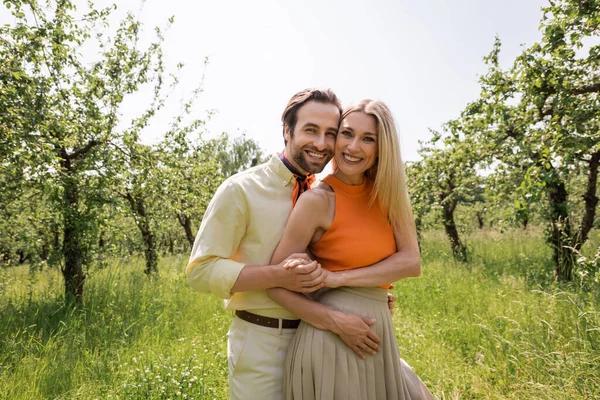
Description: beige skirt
xmin=284 ymin=287 xmax=435 ymax=400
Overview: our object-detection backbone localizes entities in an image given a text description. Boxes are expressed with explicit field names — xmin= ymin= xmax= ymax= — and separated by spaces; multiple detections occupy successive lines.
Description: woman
xmin=266 ymin=99 xmax=434 ymax=399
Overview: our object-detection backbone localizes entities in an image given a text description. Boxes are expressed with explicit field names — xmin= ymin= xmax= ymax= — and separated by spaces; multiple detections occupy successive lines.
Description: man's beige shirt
xmin=186 ymin=155 xmax=299 ymax=319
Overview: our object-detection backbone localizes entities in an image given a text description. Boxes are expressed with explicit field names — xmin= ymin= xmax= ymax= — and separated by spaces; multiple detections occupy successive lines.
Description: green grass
xmin=1 ymin=230 xmax=599 ymax=399
xmin=395 ymin=229 xmax=600 ymax=399
xmin=0 ymin=256 xmax=230 ymax=399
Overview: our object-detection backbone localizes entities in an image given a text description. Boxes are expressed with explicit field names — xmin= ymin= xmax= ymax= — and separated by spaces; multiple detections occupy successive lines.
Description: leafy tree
xmin=111 ymin=142 xmax=163 ymax=274
xmin=159 ymin=132 xmax=223 ymax=249
xmin=0 ymin=0 xmax=170 ymax=304
xmin=461 ymin=0 xmax=600 ymax=280
xmin=215 ymin=133 xmax=266 ymax=178
xmin=406 ymin=160 xmax=433 ymax=247
xmin=160 ymin=131 xmax=266 ymax=249
xmin=415 ymin=127 xmax=482 ymax=261
xmin=0 ymin=185 xmax=59 ymax=266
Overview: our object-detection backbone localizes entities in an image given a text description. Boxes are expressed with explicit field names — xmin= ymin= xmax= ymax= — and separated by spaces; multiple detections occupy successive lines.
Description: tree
xmin=159 ymin=132 xmax=223 ymax=249
xmin=1 ymin=0 xmax=169 ymax=304
xmin=160 ymin=132 xmax=266 ymax=249
xmin=112 ymin=142 xmax=163 ymax=274
xmin=215 ymin=133 xmax=266 ymax=178
xmin=461 ymin=0 xmax=600 ymax=280
xmin=406 ymin=160 xmax=433 ymax=247
xmin=414 ymin=127 xmax=482 ymax=261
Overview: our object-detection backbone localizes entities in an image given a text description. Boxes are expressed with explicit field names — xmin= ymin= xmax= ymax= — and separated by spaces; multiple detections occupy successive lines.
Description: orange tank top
xmin=309 ymin=174 xmax=396 ymax=289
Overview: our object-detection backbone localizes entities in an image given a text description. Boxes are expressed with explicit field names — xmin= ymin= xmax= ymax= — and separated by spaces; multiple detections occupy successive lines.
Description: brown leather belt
xmin=235 ymin=310 xmax=300 ymax=329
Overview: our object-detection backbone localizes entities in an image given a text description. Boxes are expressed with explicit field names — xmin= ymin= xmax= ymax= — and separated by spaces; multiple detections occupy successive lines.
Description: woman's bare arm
xmin=325 ymin=220 xmax=421 ymax=288
xmin=266 ymin=189 xmax=381 ymax=358
xmin=270 ymin=189 xmax=329 ymax=264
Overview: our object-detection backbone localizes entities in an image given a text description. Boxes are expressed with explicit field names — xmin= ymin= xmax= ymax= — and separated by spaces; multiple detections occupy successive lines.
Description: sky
xmin=4 ymin=0 xmax=549 ymax=161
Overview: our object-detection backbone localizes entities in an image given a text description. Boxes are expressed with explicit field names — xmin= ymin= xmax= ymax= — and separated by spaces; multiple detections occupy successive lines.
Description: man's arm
xmin=186 ymin=180 xmax=325 ymax=298
xmin=230 ymin=256 xmax=325 ymax=294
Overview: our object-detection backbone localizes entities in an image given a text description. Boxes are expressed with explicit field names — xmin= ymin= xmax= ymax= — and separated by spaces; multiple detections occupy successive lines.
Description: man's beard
xmin=290 ymin=146 xmax=332 ymax=175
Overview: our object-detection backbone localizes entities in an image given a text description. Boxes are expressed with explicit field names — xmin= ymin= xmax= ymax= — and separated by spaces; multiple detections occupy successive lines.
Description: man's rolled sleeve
xmin=187 ymin=256 xmax=245 ymax=299
xmin=186 ymin=180 xmax=247 ymax=299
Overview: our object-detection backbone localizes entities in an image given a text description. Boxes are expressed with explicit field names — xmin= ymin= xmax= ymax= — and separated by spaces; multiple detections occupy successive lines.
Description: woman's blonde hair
xmin=339 ymin=99 xmax=415 ymax=234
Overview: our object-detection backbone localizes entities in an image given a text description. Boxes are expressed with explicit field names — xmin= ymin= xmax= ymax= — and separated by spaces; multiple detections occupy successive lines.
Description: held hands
xmin=278 ymin=253 xmax=346 ymax=291
xmin=277 ymin=253 xmax=326 ymax=293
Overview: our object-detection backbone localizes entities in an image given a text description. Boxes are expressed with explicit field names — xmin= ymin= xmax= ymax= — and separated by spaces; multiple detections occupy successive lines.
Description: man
xmin=186 ymin=88 xmax=380 ymax=399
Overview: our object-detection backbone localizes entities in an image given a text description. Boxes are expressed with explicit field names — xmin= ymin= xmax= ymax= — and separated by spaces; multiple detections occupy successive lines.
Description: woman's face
xmin=334 ymin=112 xmax=379 ymax=180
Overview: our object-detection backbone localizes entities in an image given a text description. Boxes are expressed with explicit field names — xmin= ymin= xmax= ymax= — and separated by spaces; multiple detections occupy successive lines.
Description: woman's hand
xmin=330 ymin=310 xmax=381 ymax=359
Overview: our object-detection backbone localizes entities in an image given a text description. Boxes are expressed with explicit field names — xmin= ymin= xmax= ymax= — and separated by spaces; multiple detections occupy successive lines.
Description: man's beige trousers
xmin=227 ymin=315 xmax=297 ymax=400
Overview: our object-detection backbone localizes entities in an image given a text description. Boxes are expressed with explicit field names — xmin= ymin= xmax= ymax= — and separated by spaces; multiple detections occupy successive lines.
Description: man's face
xmin=284 ymin=100 xmax=340 ymax=175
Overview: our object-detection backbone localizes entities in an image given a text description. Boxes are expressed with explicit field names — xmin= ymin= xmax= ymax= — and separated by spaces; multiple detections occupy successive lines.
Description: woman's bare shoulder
xmin=315 ymin=180 xmax=334 ymax=193
xmin=296 ymin=183 xmax=334 ymax=212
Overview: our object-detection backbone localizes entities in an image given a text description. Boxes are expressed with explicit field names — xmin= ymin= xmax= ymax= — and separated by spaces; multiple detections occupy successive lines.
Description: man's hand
xmin=387 ymin=293 xmax=397 ymax=316
xmin=277 ymin=254 xmax=325 ymax=293
xmin=330 ymin=311 xmax=381 ymax=360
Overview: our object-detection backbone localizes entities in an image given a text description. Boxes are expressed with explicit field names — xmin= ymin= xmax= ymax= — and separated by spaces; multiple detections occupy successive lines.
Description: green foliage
xmin=0 ymin=0 xmax=174 ymax=302
xmin=408 ymin=0 xmax=600 ymax=279
xmin=215 ymin=132 xmax=266 ymax=178
xmin=156 ymin=124 xmax=224 ymax=250
xmin=410 ymin=127 xmax=484 ymax=261
xmin=467 ymin=0 xmax=600 ymax=281
xmin=0 ymin=1 xmax=265 ymax=298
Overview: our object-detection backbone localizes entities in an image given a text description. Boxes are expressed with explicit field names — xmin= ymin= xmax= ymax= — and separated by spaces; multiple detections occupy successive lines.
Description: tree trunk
xmin=546 ymin=174 xmax=573 ymax=281
xmin=414 ymin=216 xmax=423 ymax=252
xmin=576 ymin=151 xmax=600 ymax=249
xmin=99 ymin=230 xmax=105 ymax=249
xmin=476 ymin=208 xmax=485 ymax=229
xmin=125 ymin=192 xmax=158 ymax=275
xmin=160 ymin=233 xmax=168 ymax=256
xmin=17 ymin=249 xmax=28 ymax=264
xmin=441 ymin=196 xmax=467 ymax=262
xmin=177 ymin=212 xmax=195 ymax=249
xmin=53 ymin=222 xmax=61 ymax=252
xmin=522 ymin=215 xmax=529 ymax=230
xmin=142 ymin=225 xmax=158 ymax=275
xmin=168 ymin=232 xmax=175 ymax=255
xmin=39 ymin=244 xmax=50 ymax=261
xmin=60 ymin=158 xmax=85 ymax=306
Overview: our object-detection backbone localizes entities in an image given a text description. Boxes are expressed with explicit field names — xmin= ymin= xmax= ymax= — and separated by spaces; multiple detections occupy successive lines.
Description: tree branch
xmin=506 ymin=126 xmax=522 ymax=140
xmin=65 ymin=139 xmax=99 ymax=160
xmin=538 ymin=83 xmax=599 ymax=117
xmin=572 ymin=83 xmax=600 ymax=95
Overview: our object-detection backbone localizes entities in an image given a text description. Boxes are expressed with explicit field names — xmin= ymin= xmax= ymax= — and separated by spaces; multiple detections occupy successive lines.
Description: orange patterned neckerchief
xmin=279 ymin=151 xmax=316 ymax=206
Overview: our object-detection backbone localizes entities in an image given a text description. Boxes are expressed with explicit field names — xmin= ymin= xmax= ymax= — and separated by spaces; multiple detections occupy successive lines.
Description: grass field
xmin=1 ymin=229 xmax=599 ymax=399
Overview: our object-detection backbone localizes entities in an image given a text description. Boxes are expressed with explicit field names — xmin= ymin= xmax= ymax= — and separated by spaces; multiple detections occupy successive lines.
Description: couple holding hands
xmin=187 ymin=88 xmax=435 ymax=400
